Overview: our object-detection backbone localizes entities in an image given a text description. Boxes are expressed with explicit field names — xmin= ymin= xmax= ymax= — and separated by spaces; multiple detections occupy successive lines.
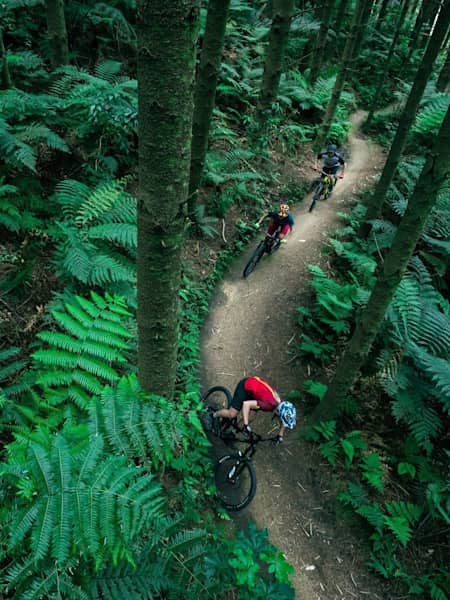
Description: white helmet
xmin=276 ymin=401 xmax=297 ymax=429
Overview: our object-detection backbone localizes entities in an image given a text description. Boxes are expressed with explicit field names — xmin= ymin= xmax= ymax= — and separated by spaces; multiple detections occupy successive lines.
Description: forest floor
xmin=200 ymin=111 xmax=399 ymax=599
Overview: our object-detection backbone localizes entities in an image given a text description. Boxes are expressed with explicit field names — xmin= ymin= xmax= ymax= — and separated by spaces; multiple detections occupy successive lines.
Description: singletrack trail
xmin=200 ymin=111 xmax=391 ymax=599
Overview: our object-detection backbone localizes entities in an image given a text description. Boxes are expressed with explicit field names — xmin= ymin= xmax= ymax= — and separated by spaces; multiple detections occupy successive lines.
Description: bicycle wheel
xmin=201 ymin=386 xmax=232 ymax=434
xmin=243 ymin=242 xmax=265 ymax=278
xmin=309 ymin=183 xmax=323 ymax=212
xmin=215 ymin=455 xmax=257 ymax=511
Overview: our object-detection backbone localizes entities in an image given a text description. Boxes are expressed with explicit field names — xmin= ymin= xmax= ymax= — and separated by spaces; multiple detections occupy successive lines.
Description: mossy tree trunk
xmin=360 ymin=1 xmax=450 ymax=237
xmin=0 ymin=27 xmax=11 ymax=89
xmin=45 ymin=0 xmax=69 ymax=67
xmin=365 ymin=0 xmax=410 ymax=126
xmin=309 ymin=0 xmax=336 ymax=84
xmin=313 ymin=103 xmax=450 ymax=421
xmin=333 ymin=0 xmax=350 ymax=44
xmin=137 ymin=0 xmax=200 ymax=396
xmin=374 ymin=0 xmax=390 ymax=31
xmin=315 ymin=0 xmax=366 ymax=150
xmin=407 ymin=0 xmax=428 ymax=58
xmin=188 ymin=0 xmax=231 ymax=216
xmin=256 ymin=0 xmax=295 ymax=125
xmin=437 ymin=42 xmax=450 ymax=91
xmin=352 ymin=0 xmax=376 ymax=58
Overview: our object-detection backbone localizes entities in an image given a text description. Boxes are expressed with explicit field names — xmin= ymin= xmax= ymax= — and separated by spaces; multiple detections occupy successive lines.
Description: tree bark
xmin=137 ymin=0 xmax=200 ymax=396
xmin=45 ymin=0 xmax=69 ymax=67
xmin=437 ymin=42 xmax=450 ymax=91
xmin=188 ymin=0 xmax=231 ymax=215
xmin=315 ymin=0 xmax=366 ymax=150
xmin=374 ymin=0 xmax=390 ymax=31
xmin=360 ymin=0 xmax=450 ymax=237
xmin=309 ymin=0 xmax=336 ymax=84
xmin=313 ymin=103 xmax=450 ymax=421
xmin=352 ymin=0 xmax=376 ymax=57
xmin=366 ymin=0 xmax=409 ymax=126
xmin=256 ymin=0 xmax=295 ymax=124
xmin=0 ymin=27 xmax=11 ymax=89
xmin=407 ymin=0 xmax=426 ymax=57
xmin=333 ymin=0 xmax=350 ymax=43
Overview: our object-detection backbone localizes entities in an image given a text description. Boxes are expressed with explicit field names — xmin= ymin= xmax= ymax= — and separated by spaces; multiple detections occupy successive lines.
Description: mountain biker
xmin=314 ymin=144 xmax=345 ymax=191
xmin=255 ymin=203 xmax=294 ymax=245
xmin=211 ymin=376 xmax=297 ymax=444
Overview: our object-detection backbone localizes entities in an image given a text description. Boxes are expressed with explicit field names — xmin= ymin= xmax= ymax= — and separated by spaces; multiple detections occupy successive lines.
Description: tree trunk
xmin=256 ymin=0 xmax=295 ymax=124
xmin=374 ymin=0 xmax=390 ymax=31
xmin=366 ymin=0 xmax=409 ymax=126
xmin=309 ymin=0 xmax=336 ymax=84
xmin=333 ymin=0 xmax=350 ymax=43
xmin=45 ymin=0 xmax=69 ymax=67
xmin=0 ymin=27 xmax=11 ymax=89
xmin=315 ymin=0 xmax=366 ymax=150
xmin=137 ymin=0 xmax=200 ymax=396
xmin=360 ymin=0 xmax=450 ymax=237
xmin=313 ymin=103 xmax=450 ymax=421
xmin=407 ymin=0 xmax=426 ymax=56
xmin=352 ymin=0 xmax=376 ymax=57
xmin=406 ymin=0 xmax=421 ymax=21
xmin=417 ymin=0 xmax=441 ymax=52
xmin=188 ymin=0 xmax=231 ymax=214
xmin=437 ymin=42 xmax=450 ymax=91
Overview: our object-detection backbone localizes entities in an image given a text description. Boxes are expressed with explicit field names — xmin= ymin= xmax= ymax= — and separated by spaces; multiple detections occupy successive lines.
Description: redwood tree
xmin=313 ymin=103 xmax=450 ymax=421
xmin=188 ymin=0 xmax=231 ymax=215
xmin=256 ymin=0 xmax=295 ymax=124
xmin=309 ymin=0 xmax=335 ymax=84
xmin=360 ymin=1 xmax=450 ymax=237
xmin=315 ymin=0 xmax=366 ymax=150
xmin=137 ymin=1 xmax=200 ymax=396
xmin=45 ymin=0 xmax=69 ymax=66
xmin=437 ymin=42 xmax=450 ymax=92
xmin=365 ymin=0 xmax=410 ymax=127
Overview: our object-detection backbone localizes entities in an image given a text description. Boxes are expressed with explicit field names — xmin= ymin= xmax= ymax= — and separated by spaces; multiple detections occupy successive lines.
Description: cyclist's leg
xmin=215 ymin=378 xmax=246 ymax=419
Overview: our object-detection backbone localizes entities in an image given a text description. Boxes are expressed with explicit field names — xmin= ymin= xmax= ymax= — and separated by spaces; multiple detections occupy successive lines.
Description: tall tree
xmin=0 ymin=27 xmax=11 ymax=88
xmin=365 ymin=0 xmax=409 ymax=127
xmin=309 ymin=0 xmax=335 ymax=84
xmin=352 ymin=0 xmax=376 ymax=57
xmin=374 ymin=0 xmax=390 ymax=31
xmin=315 ymin=0 xmax=366 ymax=150
xmin=45 ymin=0 xmax=69 ymax=66
xmin=360 ymin=1 xmax=450 ymax=237
xmin=437 ymin=41 xmax=450 ymax=91
xmin=188 ymin=0 xmax=231 ymax=216
xmin=332 ymin=0 xmax=350 ymax=43
xmin=137 ymin=1 xmax=200 ymax=395
xmin=256 ymin=0 xmax=295 ymax=124
xmin=313 ymin=103 xmax=450 ymax=421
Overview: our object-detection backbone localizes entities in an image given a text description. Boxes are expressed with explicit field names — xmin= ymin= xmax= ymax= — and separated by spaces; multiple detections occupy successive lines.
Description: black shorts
xmin=323 ymin=165 xmax=340 ymax=176
xmin=230 ymin=378 xmax=249 ymax=411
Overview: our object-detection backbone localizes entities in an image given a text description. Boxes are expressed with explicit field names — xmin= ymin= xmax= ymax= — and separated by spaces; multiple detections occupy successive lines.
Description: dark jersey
xmin=317 ymin=151 xmax=345 ymax=169
xmin=268 ymin=210 xmax=295 ymax=228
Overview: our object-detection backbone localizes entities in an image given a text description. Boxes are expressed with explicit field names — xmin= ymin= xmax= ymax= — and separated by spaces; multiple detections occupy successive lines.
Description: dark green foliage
xmin=51 ymin=178 xmax=137 ymax=304
xmin=32 ymin=291 xmax=133 ymax=414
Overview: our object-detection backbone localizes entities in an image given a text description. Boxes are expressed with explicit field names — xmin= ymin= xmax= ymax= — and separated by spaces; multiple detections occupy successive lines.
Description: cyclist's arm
xmin=255 ymin=212 xmax=270 ymax=227
xmin=338 ymin=155 xmax=346 ymax=176
xmin=242 ymin=400 xmax=258 ymax=426
xmin=278 ymin=423 xmax=286 ymax=438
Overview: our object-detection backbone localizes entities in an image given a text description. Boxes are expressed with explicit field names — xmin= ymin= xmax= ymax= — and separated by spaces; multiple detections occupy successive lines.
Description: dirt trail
xmin=201 ymin=112 xmax=391 ymax=599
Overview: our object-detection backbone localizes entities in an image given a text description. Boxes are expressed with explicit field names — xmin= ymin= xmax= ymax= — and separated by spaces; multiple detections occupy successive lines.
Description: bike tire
xmin=201 ymin=386 xmax=232 ymax=435
xmin=243 ymin=242 xmax=265 ymax=278
xmin=215 ymin=455 xmax=257 ymax=511
xmin=309 ymin=183 xmax=323 ymax=213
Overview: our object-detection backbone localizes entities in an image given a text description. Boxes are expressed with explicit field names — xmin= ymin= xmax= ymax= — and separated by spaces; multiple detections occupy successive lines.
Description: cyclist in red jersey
xmin=212 ymin=376 xmax=297 ymax=443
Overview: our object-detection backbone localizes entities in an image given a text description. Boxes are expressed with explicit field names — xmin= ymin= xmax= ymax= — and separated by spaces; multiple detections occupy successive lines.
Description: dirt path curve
xmin=201 ymin=111 xmax=390 ymax=599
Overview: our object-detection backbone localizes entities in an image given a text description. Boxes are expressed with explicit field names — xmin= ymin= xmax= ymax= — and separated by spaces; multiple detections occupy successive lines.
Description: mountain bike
xmin=308 ymin=169 xmax=334 ymax=212
xmin=242 ymin=230 xmax=281 ymax=278
xmin=201 ymin=386 xmax=278 ymax=511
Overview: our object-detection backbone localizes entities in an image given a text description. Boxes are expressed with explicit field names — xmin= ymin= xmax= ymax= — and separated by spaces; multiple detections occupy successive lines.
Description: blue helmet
xmin=327 ymin=144 xmax=337 ymax=153
xmin=276 ymin=401 xmax=297 ymax=429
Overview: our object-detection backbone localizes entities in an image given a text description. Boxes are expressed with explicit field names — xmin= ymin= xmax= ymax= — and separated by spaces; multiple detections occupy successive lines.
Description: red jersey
xmin=244 ymin=377 xmax=279 ymax=411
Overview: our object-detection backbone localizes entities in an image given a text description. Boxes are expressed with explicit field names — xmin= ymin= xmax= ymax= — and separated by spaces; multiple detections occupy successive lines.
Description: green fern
xmin=360 ymin=453 xmax=385 ymax=493
xmin=32 ymin=292 xmax=133 ymax=413
xmin=51 ymin=178 xmax=137 ymax=304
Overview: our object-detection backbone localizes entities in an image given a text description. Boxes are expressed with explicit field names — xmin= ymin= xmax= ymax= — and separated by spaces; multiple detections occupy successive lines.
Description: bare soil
xmin=200 ymin=112 xmax=398 ymax=599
